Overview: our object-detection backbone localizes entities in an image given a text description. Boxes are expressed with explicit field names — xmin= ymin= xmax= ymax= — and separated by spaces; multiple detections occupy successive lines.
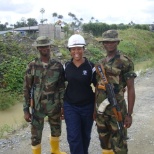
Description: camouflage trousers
xmin=31 ymin=97 xmax=62 ymax=146
xmin=96 ymin=100 xmax=128 ymax=154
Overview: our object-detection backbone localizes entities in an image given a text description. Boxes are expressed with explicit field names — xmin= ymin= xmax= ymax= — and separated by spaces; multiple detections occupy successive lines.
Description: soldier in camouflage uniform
xmin=95 ymin=30 xmax=136 ymax=154
xmin=23 ymin=36 xmax=66 ymax=154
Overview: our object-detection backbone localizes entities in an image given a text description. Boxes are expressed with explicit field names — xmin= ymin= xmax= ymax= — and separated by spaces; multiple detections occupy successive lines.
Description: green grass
xmin=0 ymin=121 xmax=28 ymax=139
xmin=118 ymin=28 xmax=154 ymax=61
xmin=0 ymin=89 xmax=22 ymax=110
xmin=0 ymin=124 xmax=13 ymax=138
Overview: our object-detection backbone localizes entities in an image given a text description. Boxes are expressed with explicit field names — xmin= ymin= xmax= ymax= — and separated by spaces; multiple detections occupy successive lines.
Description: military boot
xmin=50 ymin=136 xmax=66 ymax=154
xmin=102 ymin=149 xmax=115 ymax=154
xmin=32 ymin=144 xmax=41 ymax=154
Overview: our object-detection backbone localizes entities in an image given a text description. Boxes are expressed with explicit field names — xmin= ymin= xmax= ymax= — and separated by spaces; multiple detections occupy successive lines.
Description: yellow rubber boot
xmin=50 ymin=136 xmax=66 ymax=154
xmin=32 ymin=144 xmax=41 ymax=154
xmin=109 ymin=149 xmax=115 ymax=154
xmin=102 ymin=149 xmax=115 ymax=154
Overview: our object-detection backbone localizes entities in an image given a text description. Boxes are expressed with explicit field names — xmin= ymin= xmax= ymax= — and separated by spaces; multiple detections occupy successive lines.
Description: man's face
xmin=102 ymin=41 xmax=119 ymax=53
xmin=37 ymin=46 xmax=50 ymax=56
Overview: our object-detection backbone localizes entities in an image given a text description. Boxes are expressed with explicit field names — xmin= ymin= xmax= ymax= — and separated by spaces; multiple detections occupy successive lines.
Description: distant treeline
xmin=82 ymin=22 xmax=150 ymax=37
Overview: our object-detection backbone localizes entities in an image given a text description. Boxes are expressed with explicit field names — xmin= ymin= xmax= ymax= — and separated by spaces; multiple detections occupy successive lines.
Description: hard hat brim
xmin=68 ymin=44 xmax=85 ymax=48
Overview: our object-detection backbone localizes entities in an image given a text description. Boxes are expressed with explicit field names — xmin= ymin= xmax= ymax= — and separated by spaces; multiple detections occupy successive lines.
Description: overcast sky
xmin=0 ymin=0 xmax=154 ymax=26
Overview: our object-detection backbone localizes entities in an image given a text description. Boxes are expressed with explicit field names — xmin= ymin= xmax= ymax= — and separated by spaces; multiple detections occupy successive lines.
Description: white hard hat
xmin=67 ymin=34 xmax=86 ymax=48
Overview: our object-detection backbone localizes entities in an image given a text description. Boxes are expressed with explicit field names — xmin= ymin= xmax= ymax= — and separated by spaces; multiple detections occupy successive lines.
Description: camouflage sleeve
xmin=123 ymin=57 xmax=137 ymax=81
xmin=23 ymin=62 xmax=34 ymax=113
xmin=57 ymin=63 xmax=65 ymax=107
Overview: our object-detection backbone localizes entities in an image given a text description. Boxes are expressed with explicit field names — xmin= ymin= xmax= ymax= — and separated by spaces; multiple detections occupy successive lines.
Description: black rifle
xmin=96 ymin=64 xmax=126 ymax=141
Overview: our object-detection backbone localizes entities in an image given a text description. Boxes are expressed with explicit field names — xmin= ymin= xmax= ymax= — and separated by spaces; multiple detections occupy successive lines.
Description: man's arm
xmin=57 ymin=63 xmax=66 ymax=120
xmin=23 ymin=63 xmax=34 ymax=122
xmin=124 ymin=78 xmax=135 ymax=128
xmin=127 ymin=78 xmax=135 ymax=115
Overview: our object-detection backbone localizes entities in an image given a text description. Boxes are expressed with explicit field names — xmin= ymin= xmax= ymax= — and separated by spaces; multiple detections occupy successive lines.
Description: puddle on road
xmin=0 ymin=103 xmax=25 ymax=128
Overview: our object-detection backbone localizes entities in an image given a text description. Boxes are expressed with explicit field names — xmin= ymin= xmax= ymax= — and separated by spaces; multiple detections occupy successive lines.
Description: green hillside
xmin=0 ymin=28 xmax=154 ymax=110
xmin=92 ymin=28 xmax=154 ymax=70
xmin=118 ymin=28 xmax=154 ymax=61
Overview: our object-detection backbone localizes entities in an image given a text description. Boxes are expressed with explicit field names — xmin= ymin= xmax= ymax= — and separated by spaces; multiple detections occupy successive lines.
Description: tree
xmin=0 ymin=24 xmax=6 ymax=31
xmin=68 ymin=12 xmax=73 ymax=18
xmin=10 ymin=24 xmax=14 ymax=29
xmin=27 ymin=18 xmax=38 ymax=26
xmin=57 ymin=15 xmax=63 ymax=20
xmin=68 ymin=12 xmax=76 ymax=22
xmin=95 ymin=20 xmax=99 ymax=23
xmin=40 ymin=19 xmax=48 ymax=24
xmin=52 ymin=12 xmax=58 ymax=23
xmin=14 ymin=18 xmax=27 ymax=28
xmin=80 ymin=18 xmax=83 ymax=23
xmin=5 ymin=22 xmax=9 ymax=27
xmin=40 ymin=8 xmax=45 ymax=24
xmin=21 ymin=17 xmax=27 ymax=27
xmin=110 ymin=24 xmax=117 ymax=29
xmin=90 ymin=17 xmax=95 ymax=23
xmin=44 ymin=19 xmax=48 ymax=24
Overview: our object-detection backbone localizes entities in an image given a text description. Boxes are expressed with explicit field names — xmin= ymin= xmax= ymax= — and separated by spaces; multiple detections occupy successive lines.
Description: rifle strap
xmin=95 ymin=64 xmax=108 ymax=87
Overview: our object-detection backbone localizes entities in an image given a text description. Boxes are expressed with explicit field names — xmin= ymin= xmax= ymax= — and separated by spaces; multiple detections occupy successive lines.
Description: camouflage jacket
xmin=96 ymin=51 xmax=137 ymax=108
xmin=23 ymin=57 xmax=65 ymax=112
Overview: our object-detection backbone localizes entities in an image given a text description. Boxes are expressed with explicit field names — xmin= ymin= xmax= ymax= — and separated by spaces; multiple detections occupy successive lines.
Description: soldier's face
xmin=37 ymin=46 xmax=50 ymax=56
xmin=103 ymin=41 xmax=119 ymax=53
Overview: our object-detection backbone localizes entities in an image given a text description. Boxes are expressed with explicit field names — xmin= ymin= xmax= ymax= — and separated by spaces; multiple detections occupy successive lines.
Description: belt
xmin=41 ymin=94 xmax=54 ymax=100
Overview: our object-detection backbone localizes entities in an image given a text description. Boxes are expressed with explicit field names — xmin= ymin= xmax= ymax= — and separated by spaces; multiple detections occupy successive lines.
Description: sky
xmin=0 ymin=0 xmax=154 ymax=26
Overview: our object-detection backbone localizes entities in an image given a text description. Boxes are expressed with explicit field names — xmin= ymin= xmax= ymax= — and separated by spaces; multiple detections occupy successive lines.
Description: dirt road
xmin=0 ymin=68 xmax=154 ymax=154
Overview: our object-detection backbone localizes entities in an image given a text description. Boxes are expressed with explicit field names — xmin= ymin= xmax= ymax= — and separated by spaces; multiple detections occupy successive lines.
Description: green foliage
xmin=0 ymin=121 xmax=28 ymax=138
xmin=0 ymin=24 xmax=7 ymax=31
xmin=118 ymin=29 xmax=154 ymax=61
xmin=117 ymin=23 xmax=129 ymax=30
xmin=0 ymin=56 xmax=28 ymax=92
xmin=82 ymin=23 xmax=110 ymax=36
xmin=0 ymin=124 xmax=13 ymax=138
xmin=119 ymin=41 xmax=138 ymax=58
xmin=82 ymin=23 xmax=150 ymax=37
xmin=0 ymin=28 xmax=154 ymax=110
xmin=86 ymin=45 xmax=105 ymax=63
xmin=133 ymin=24 xmax=149 ymax=31
xmin=60 ymin=48 xmax=71 ymax=59
xmin=63 ymin=25 xmax=71 ymax=37
xmin=0 ymin=41 xmax=6 ymax=54
xmin=27 ymin=18 xmax=38 ymax=26
xmin=0 ymin=90 xmax=20 ymax=110
xmin=0 ymin=39 xmax=35 ymax=93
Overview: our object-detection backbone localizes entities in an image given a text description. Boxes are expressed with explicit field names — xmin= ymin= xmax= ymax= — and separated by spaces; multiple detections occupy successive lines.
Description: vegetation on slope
xmin=0 ymin=28 xmax=154 ymax=110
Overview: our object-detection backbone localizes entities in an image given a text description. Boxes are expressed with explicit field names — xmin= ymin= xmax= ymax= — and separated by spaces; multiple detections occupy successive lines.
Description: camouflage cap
xmin=32 ymin=36 xmax=52 ymax=47
xmin=99 ymin=30 xmax=122 ymax=42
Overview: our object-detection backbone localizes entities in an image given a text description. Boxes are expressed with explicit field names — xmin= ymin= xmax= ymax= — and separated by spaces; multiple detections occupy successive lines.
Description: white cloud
xmin=0 ymin=0 xmax=154 ymax=25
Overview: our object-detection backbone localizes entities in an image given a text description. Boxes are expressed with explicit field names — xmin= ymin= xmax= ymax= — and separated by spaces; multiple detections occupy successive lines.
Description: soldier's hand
xmin=124 ymin=115 xmax=132 ymax=128
xmin=24 ymin=112 xmax=31 ymax=122
xmin=61 ymin=107 xmax=65 ymax=120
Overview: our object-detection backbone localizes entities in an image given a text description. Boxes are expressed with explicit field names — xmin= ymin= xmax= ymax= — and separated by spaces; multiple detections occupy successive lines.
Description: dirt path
xmin=128 ymin=68 xmax=154 ymax=154
xmin=0 ymin=68 xmax=154 ymax=154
